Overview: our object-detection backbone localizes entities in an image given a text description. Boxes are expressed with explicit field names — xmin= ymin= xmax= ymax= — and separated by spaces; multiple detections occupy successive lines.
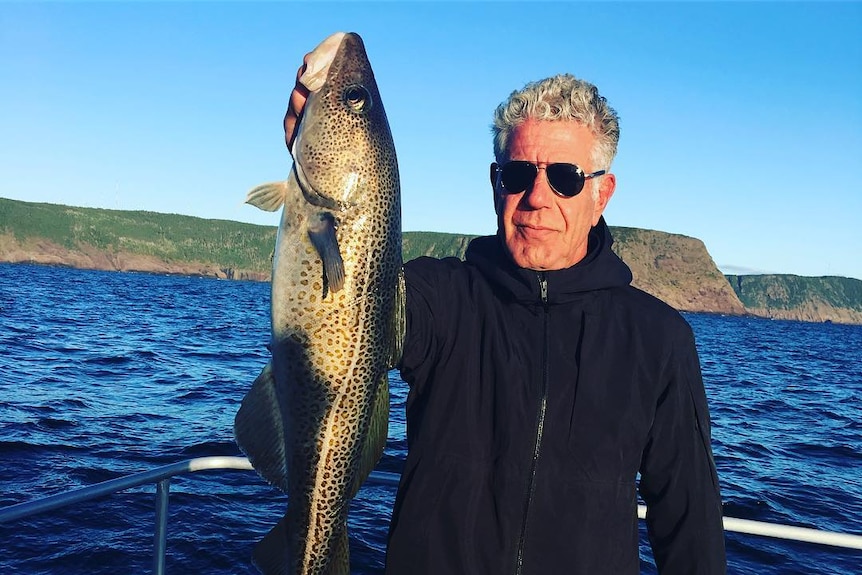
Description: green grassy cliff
xmin=0 ymin=197 xmax=274 ymax=273
xmin=727 ymin=274 xmax=862 ymax=323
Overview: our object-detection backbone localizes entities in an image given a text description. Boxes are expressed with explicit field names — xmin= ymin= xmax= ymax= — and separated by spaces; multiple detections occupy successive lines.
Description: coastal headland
xmin=2 ymin=197 xmax=860 ymax=324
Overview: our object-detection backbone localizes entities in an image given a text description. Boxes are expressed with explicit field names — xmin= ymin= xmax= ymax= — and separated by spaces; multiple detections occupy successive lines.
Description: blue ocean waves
xmin=1 ymin=264 xmax=860 ymax=574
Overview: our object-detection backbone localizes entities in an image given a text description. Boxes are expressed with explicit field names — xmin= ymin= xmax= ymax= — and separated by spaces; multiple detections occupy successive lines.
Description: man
xmin=284 ymin=65 xmax=726 ymax=574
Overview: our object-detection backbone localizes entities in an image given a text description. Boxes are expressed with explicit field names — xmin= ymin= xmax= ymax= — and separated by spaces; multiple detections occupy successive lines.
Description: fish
xmin=234 ymin=32 xmax=402 ymax=575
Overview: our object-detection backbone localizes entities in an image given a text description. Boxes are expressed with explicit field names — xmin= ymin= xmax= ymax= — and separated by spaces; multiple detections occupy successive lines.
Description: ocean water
xmin=0 ymin=263 xmax=859 ymax=574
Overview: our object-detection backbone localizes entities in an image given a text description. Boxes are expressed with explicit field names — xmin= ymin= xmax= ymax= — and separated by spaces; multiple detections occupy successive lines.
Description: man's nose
xmin=522 ymin=168 xmax=555 ymax=209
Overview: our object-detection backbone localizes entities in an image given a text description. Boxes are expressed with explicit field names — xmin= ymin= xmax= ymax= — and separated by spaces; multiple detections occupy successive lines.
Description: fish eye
xmin=343 ymin=85 xmax=372 ymax=114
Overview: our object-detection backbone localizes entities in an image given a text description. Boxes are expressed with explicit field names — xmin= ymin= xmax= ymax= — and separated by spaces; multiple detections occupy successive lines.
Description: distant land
xmin=2 ymin=197 xmax=861 ymax=325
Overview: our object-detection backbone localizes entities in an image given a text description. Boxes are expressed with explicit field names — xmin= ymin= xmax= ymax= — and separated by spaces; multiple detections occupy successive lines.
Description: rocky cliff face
xmin=0 ymin=232 xmax=268 ymax=281
xmin=610 ymin=227 xmax=746 ymax=315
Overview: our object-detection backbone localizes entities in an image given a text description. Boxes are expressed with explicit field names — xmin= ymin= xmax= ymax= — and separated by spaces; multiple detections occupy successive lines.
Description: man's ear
xmin=591 ymin=172 xmax=616 ymax=226
xmin=490 ymin=162 xmax=501 ymax=215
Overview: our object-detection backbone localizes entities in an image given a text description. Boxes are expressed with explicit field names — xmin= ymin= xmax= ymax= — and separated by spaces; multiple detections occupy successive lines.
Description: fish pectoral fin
xmin=349 ymin=373 xmax=389 ymax=499
xmin=246 ymin=181 xmax=290 ymax=212
xmin=307 ymin=212 xmax=345 ymax=295
xmin=252 ymin=515 xmax=290 ymax=575
xmin=234 ymin=361 xmax=289 ymax=492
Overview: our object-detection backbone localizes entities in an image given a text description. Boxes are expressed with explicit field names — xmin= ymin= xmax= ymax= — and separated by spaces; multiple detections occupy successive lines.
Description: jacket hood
xmin=465 ymin=216 xmax=632 ymax=305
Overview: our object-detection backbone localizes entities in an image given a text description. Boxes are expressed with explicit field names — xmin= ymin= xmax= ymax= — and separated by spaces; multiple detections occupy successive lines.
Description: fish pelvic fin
xmin=234 ymin=361 xmax=289 ymax=492
xmin=307 ymin=212 xmax=345 ymax=295
xmin=349 ymin=373 xmax=389 ymax=499
xmin=246 ymin=181 xmax=289 ymax=212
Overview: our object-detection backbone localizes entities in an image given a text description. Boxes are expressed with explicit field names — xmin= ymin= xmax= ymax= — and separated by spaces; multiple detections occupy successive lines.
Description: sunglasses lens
xmin=546 ymin=163 xmax=585 ymax=197
xmin=499 ymin=161 xmax=588 ymax=197
xmin=500 ymin=161 xmax=537 ymax=194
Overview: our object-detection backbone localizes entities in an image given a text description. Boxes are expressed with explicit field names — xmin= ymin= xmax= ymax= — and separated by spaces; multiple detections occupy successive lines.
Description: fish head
xmin=292 ymin=32 xmax=397 ymax=212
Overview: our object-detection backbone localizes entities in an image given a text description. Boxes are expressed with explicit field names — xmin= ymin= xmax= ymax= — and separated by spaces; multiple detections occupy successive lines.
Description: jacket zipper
xmin=514 ymin=273 xmax=550 ymax=574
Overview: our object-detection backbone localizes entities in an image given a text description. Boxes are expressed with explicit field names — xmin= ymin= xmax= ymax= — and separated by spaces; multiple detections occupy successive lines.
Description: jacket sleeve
xmin=638 ymin=324 xmax=727 ymax=574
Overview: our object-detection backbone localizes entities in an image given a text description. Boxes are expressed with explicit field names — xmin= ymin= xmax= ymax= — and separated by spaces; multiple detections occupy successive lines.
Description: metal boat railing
xmin=1 ymin=455 xmax=860 ymax=574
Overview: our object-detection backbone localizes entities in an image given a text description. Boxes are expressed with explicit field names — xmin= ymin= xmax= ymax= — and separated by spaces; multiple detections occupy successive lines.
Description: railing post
xmin=153 ymin=478 xmax=171 ymax=575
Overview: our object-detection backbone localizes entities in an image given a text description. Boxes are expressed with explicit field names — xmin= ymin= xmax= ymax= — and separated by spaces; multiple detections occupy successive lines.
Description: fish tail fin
xmin=252 ymin=515 xmax=290 ymax=575
xmin=234 ymin=361 xmax=289 ymax=492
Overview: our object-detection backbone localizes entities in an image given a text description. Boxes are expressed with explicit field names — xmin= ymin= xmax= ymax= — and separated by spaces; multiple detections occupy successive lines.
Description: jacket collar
xmin=465 ymin=217 xmax=633 ymax=304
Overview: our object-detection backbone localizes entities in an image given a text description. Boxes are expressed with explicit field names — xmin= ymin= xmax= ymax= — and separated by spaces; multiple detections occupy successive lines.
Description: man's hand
xmin=283 ymin=59 xmax=311 ymax=150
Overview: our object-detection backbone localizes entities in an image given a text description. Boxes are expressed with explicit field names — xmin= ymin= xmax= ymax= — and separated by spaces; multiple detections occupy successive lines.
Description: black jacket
xmin=386 ymin=218 xmax=726 ymax=574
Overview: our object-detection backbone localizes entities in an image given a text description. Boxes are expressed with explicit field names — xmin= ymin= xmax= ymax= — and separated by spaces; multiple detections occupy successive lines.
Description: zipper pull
xmin=538 ymin=273 xmax=548 ymax=304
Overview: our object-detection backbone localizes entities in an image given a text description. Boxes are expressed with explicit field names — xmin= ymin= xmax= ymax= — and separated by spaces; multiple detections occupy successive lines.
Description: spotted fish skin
xmin=234 ymin=32 xmax=401 ymax=575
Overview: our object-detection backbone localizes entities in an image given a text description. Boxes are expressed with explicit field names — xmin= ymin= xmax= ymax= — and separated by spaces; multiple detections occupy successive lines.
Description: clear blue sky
xmin=2 ymin=2 xmax=860 ymax=280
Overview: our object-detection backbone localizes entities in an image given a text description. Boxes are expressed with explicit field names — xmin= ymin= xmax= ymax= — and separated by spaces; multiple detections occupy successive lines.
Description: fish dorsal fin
xmin=246 ymin=181 xmax=290 ymax=212
xmin=234 ymin=361 xmax=289 ymax=492
xmin=349 ymin=373 xmax=389 ymax=499
xmin=307 ymin=212 xmax=345 ymax=295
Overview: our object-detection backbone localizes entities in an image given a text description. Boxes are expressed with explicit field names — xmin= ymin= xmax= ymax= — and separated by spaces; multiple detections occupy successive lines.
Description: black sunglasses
xmin=493 ymin=160 xmax=606 ymax=198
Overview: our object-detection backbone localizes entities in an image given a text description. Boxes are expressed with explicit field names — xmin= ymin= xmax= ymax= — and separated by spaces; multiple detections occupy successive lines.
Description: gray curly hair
xmin=491 ymin=74 xmax=620 ymax=175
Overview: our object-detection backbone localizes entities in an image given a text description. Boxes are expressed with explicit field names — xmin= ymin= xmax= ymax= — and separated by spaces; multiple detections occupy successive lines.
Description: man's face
xmin=493 ymin=119 xmax=616 ymax=271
